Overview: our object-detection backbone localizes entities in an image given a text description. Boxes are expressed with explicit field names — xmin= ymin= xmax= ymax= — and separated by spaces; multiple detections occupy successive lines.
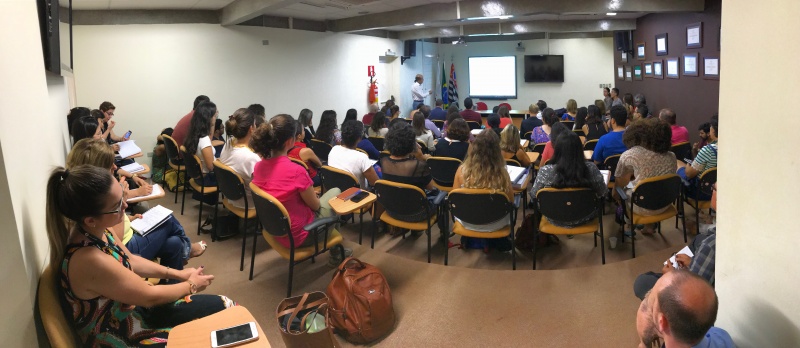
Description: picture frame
xmin=636 ymin=42 xmax=646 ymax=60
xmin=644 ymin=62 xmax=653 ymax=77
xmin=621 ymin=51 xmax=628 ymax=63
xmin=625 ymin=66 xmax=633 ymax=81
xmin=683 ymin=53 xmax=699 ymax=76
xmin=666 ymin=57 xmax=680 ymax=79
xmin=617 ymin=65 xmax=625 ymax=80
xmin=703 ymin=56 xmax=720 ymax=80
xmin=686 ymin=22 xmax=703 ymax=48
xmin=656 ymin=33 xmax=668 ymax=56
xmin=633 ymin=65 xmax=643 ymax=80
xmin=652 ymin=60 xmax=663 ymax=79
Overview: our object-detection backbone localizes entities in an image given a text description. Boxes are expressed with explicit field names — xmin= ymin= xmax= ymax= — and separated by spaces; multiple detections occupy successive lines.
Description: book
xmin=116 ymin=140 xmax=142 ymax=159
xmin=336 ymin=187 xmax=362 ymax=201
xmin=120 ymin=162 xmax=145 ymax=174
xmin=127 ymin=184 xmax=163 ymax=203
xmin=505 ymin=165 xmax=526 ymax=183
xmin=130 ymin=205 xmax=173 ymax=236
xmin=600 ymin=170 xmax=611 ymax=186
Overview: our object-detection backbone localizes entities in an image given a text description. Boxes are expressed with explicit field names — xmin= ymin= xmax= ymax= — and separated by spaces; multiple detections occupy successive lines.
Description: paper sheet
xmin=665 ymin=246 xmax=695 ymax=268
xmin=116 ymin=140 xmax=142 ymax=159
xmin=127 ymin=184 xmax=163 ymax=203
xmin=120 ymin=162 xmax=145 ymax=174
xmin=687 ymin=27 xmax=700 ymax=45
xmin=618 ymin=67 xmax=624 ymax=78
xmin=130 ymin=204 xmax=172 ymax=235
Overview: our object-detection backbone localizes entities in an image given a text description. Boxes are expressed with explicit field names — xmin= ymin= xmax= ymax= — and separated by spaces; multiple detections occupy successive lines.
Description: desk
xmin=478 ymin=110 xmax=527 ymax=128
xmin=127 ymin=184 xmax=166 ymax=203
xmin=584 ymin=150 xmax=593 ymax=160
xmin=525 ymin=152 xmax=540 ymax=163
xmin=167 ymin=306 xmax=270 ymax=348
xmin=328 ymin=192 xmax=376 ymax=245
xmin=132 ymin=163 xmax=151 ymax=175
xmin=124 ymin=152 xmax=143 ymax=160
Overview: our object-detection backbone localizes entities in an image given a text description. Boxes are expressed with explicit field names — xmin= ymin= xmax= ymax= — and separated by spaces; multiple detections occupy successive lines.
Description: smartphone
xmin=210 ymin=322 xmax=258 ymax=348
xmin=350 ymin=191 xmax=369 ymax=203
xmin=124 ymin=130 xmax=132 ymax=139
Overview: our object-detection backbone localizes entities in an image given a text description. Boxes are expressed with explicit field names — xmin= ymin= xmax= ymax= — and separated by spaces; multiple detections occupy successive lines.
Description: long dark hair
xmin=184 ymin=101 xmax=217 ymax=155
xmin=412 ymin=112 xmax=427 ymax=136
xmin=315 ymin=110 xmax=337 ymax=143
xmin=342 ymin=108 xmax=358 ymax=129
xmin=574 ymin=107 xmax=588 ymax=129
xmin=550 ymin=132 xmax=593 ymax=188
xmin=225 ymin=108 xmax=258 ymax=140
xmin=370 ymin=111 xmax=386 ymax=133
xmin=71 ymin=116 xmax=99 ymax=145
xmin=67 ymin=107 xmax=91 ymax=136
xmin=586 ymin=105 xmax=602 ymax=125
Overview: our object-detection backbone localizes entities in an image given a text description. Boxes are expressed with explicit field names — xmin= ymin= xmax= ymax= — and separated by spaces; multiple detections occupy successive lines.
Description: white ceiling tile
xmin=64 ymin=0 xmax=111 ymax=10
xmin=192 ymin=0 xmax=237 ymax=10
xmin=108 ymin=0 xmax=198 ymax=10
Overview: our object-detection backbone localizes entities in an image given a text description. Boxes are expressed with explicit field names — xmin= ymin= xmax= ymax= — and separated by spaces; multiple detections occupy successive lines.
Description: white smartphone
xmin=210 ymin=322 xmax=258 ymax=348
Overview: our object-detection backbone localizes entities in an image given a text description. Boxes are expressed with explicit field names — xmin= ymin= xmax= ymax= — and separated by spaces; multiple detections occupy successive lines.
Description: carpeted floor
xmin=156 ymin=189 xmax=702 ymax=347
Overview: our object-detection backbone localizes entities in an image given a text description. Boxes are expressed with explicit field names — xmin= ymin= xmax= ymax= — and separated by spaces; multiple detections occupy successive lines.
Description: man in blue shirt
xmin=430 ymin=99 xmax=447 ymax=121
xmin=592 ymin=104 xmax=628 ymax=165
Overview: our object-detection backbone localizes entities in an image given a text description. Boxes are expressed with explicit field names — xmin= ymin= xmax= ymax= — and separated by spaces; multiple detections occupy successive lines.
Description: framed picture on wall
xmin=644 ymin=62 xmax=653 ymax=77
xmin=625 ymin=66 xmax=633 ymax=81
xmin=703 ymin=57 xmax=720 ymax=80
xmin=666 ymin=57 xmax=680 ymax=79
xmin=656 ymin=33 xmax=668 ymax=56
xmin=653 ymin=60 xmax=663 ymax=79
xmin=633 ymin=65 xmax=643 ymax=80
xmin=636 ymin=42 xmax=646 ymax=60
xmin=686 ymin=22 xmax=703 ymax=48
xmin=617 ymin=65 xmax=625 ymax=80
xmin=683 ymin=53 xmax=699 ymax=76
xmin=621 ymin=51 xmax=629 ymax=63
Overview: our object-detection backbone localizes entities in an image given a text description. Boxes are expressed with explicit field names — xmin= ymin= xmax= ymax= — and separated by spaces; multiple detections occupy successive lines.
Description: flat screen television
xmin=524 ymin=55 xmax=564 ymax=83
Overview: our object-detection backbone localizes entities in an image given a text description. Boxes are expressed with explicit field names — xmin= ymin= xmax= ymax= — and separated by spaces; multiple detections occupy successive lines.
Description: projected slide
xmin=468 ymin=56 xmax=517 ymax=99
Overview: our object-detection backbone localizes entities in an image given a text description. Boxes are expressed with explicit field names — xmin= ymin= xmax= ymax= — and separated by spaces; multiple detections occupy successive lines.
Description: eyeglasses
xmin=101 ymin=184 xmax=127 ymax=215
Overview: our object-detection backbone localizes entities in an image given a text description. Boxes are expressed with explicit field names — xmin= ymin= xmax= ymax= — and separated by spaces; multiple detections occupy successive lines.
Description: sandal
xmin=190 ymin=241 xmax=208 ymax=258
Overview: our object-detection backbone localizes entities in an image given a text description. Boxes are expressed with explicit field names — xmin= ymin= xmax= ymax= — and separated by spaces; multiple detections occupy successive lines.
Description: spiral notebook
xmin=130 ymin=205 xmax=172 ymax=235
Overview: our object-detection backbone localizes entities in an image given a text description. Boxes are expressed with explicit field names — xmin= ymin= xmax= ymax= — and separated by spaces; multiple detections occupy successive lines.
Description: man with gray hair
xmin=411 ymin=74 xmax=432 ymax=111
xmin=659 ymin=108 xmax=690 ymax=144
xmin=362 ymin=104 xmax=379 ymax=125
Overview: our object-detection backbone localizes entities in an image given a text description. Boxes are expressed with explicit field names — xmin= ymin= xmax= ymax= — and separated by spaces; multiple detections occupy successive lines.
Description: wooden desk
xmin=521 ymin=139 xmax=529 ymax=148
xmin=124 ymin=152 xmax=143 ymax=160
xmin=513 ymin=169 xmax=533 ymax=193
xmin=127 ymin=184 xmax=166 ymax=203
xmin=478 ymin=110 xmax=527 ymax=128
xmin=133 ymin=163 xmax=151 ymax=175
xmin=525 ymin=152 xmax=540 ymax=163
xmin=328 ymin=192 xmax=376 ymax=215
xmin=167 ymin=306 xmax=270 ymax=347
xmin=584 ymin=150 xmax=594 ymax=160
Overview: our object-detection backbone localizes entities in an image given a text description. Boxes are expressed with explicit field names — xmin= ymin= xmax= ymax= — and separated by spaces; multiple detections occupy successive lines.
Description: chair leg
xmin=631 ymin=225 xmax=636 ymax=259
xmin=181 ymin=172 xmax=187 ymax=216
xmin=286 ymin=262 xmax=294 ymax=297
xmin=248 ymin=222 xmax=258 ymax=281
xmin=197 ymin=189 xmax=204 ymax=236
xmin=371 ymin=217 xmax=377 ymax=249
xmin=211 ymin=195 xmax=219 ymax=242
xmin=693 ymin=202 xmax=699 ymax=242
xmin=240 ymin=217 xmax=248 ymax=271
xmin=358 ymin=208 xmax=363 ymax=245
xmin=173 ymin=168 xmax=179 ymax=204
xmin=511 ymin=235 xmax=516 ymax=270
xmin=426 ymin=224 xmax=431 ymax=264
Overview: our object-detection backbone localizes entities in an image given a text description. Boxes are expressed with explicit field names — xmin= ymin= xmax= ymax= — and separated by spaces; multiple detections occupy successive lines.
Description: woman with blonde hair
xmin=562 ymin=99 xmax=578 ymax=121
xmin=219 ymin=108 xmax=263 ymax=209
xmin=499 ymin=124 xmax=531 ymax=167
xmin=453 ymin=130 xmax=513 ymax=232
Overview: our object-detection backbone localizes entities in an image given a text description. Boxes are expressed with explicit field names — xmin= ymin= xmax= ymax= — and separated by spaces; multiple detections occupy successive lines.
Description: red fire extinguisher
xmin=367 ymin=65 xmax=378 ymax=104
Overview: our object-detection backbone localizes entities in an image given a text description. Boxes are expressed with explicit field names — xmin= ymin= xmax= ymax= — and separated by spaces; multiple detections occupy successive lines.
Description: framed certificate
xmin=656 ymin=33 xmax=668 ymax=56
xmin=625 ymin=66 xmax=633 ymax=81
xmin=683 ymin=53 xmax=699 ymax=76
xmin=703 ymin=57 xmax=720 ymax=80
xmin=621 ymin=51 xmax=628 ymax=63
xmin=666 ymin=57 xmax=680 ymax=79
xmin=644 ymin=62 xmax=653 ymax=77
xmin=686 ymin=22 xmax=703 ymax=49
xmin=617 ymin=65 xmax=625 ymax=80
xmin=636 ymin=42 xmax=646 ymax=60
xmin=633 ymin=65 xmax=643 ymax=80
xmin=653 ymin=60 xmax=663 ymax=79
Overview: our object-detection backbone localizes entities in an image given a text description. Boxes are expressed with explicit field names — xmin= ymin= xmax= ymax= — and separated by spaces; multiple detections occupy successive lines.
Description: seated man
xmin=592 ymin=104 xmax=628 ymax=165
xmin=459 ymin=97 xmax=483 ymax=125
xmin=520 ymin=104 xmax=543 ymax=138
xmin=362 ymin=104 xmax=379 ymax=126
xmin=660 ymin=108 xmax=690 ymax=144
xmin=430 ymin=99 xmax=447 ymax=121
xmin=636 ymin=269 xmax=734 ymax=348
xmin=678 ymin=120 xmax=718 ymax=199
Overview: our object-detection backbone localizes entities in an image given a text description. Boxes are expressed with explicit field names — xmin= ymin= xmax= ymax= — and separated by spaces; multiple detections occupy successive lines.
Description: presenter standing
xmin=411 ymin=74 xmax=432 ymax=111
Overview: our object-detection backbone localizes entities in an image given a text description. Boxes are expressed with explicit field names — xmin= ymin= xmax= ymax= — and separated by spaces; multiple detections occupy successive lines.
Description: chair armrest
xmin=433 ymin=190 xmax=447 ymax=205
xmin=513 ymin=193 xmax=521 ymax=208
xmin=615 ymin=186 xmax=628 ymax=201
xmin=304 ymin=216 xmax=338 ymax=232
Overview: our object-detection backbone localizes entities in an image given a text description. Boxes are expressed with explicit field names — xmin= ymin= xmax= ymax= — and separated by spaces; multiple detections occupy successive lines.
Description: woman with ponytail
xmin=183 ymin=100 xmax=219 ymax=186
xmin=46 ymin=165 xmax=235 ymax=347
xmin=218 ymin=108 xmax=263 ymax=209
xmin=251 ymin=114 xmax=351 ymax=265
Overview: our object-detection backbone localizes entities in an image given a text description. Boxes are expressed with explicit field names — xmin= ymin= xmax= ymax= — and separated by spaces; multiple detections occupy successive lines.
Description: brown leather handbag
xmin=326 ymin=257 xmax=395 ymax=344
xmin=276 ymin=292 xmax=341 ymax=348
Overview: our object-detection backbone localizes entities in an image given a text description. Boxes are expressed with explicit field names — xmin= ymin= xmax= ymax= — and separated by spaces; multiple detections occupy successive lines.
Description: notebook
xmin=116 ymin=140 xmax=142 ymax=159
xmin=505 ymin=165 xmax=526 ymax=183
xmin=336 ymin=187 xmax=362 ymax=201
xmin=120 ymin=162 xmax=145 ymax=174
xmin=127 ymin=184 xmax=163 ymax=203
xmin=130 ymin=205 xmax=172 ymax=236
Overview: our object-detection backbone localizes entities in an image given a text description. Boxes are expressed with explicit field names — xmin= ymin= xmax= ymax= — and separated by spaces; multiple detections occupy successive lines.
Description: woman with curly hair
xmin=435 ymin=118 xmax=470 ymax=161
xmin=452 ymin=130 xmax=513 ymax=231
xmin=499 ymin=124 xmax=531 ymax=167
xmin=314 ymin=110 xmax=341 ymax=145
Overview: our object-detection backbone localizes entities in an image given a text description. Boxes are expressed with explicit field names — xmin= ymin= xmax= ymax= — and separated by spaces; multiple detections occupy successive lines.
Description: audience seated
xmin=430 ymin=99 xmax=447 ymax=121
xmin=659 ymin=108 xmax=690 ymax=145
xmin=388 ymin=105 xmax=401 ymax=120
xmin=287 ymin=120 xmax=323 ymax=185
xmin=500 ymin=125 xmax=532 ymax=167
xmin=531 ymin=108 xmax=559 ymax=144
xmin=678 ymin=120 xmax=718 ymax=199
xmin=218 ymin=108 xmax=264 ymax=206
xmin=247 ymin=103 xmax=266 ymax=124
xmin=602 ymin=88 xmax=612 ymax=112
xmin=452 ymin=130 xmax=513 ymax=231
xmin=172 ymin=95 xmax=210 ymax=147
xmin=584 ymin=105 xmax=608 ymax=141
xmin=520 ymin=104 xmax=543 ymax=137
xmin=623 ymin=93 xmax=635 ymax=119
xmin=634 ymin=94 xmax=649 ymax=117
xmin=380 ymin=123 xmax=436 ymax=221
xmin=487 ymin=114 xmax=503 ymax=137
xmin=328 ymin=120 xmax=380 ymax=188
xmin=362 ymin=104 xmax=379 ymax=125
xmin=98 ymin=101 xmax=129 ymax=144
xmin=460 ymin=97 xmax=483 ymax=125
xmin=357 ymin=135 xmax=381 ymax=160
xmin=633 ymin=104 xmax=650 ymax=122
xmin=532 ymin=132 xmax=606 ymax=227
xmin=592 ymin=105 xmax=628 ymax=165
xmin=635 ymin=270 xmax=732 ymax=348
xmin=367 ymin=111 xmax=389 ymax=137
xmin=212 ymin=118 xmax=224 ymax=158
xmin=573 ymin=107 xmax=588 ymax=132
xmin=67 ymin=107 xmax=91 ymax=138
xmin=183 ymin=101 xmax=219 ymax=187
xmin=496 ymin=106 xmax=513 ymax=129
xmin=342 ymin=108 xmax=358 ymax=128
xmin=46 ymin=165 xmax=233 ymax=346
xmin=298 ymin=108 xmax=315 ymax=147
xmin=562 ymin=99 xmax=578 ymax=121
xmin=71 ymin=115 xmax=103 ymax=144
xmin=536 ymin=100 xmax=547 ymax=119
xmin=435 ymin=118 xmax=471 ymax=161
xmin=610 ymin=88 xmax=623 ymax=108
xmin=315 ymin=110 xmax=342 ymax=146
xmin=594 ymin=99 xmax=607 ymax=119
xmin=250 ymin=114 xmax=350 ymax=264
xmin=412 ymin=111 xmax=436 ymax=152
xmin=420 ymin=105 xmax=442 ymax=138
xmin=539 ymin=122 xmax=570 ymax=165
xmin=692 ymin=122 xmax=711 ymax=158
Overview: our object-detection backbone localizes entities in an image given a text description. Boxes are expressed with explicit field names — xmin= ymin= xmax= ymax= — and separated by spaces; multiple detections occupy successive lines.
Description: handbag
xmin=275 ymin=292 xmax=340 ymax=348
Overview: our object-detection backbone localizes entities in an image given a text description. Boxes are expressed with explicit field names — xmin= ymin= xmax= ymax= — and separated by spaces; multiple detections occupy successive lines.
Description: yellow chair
xmin=427 ymin=157 xmax=462 ymax=192
xmin=38 ymin=265 xmax=79 ymax=347
xmin=161 ymin=134 xmax=186 ymax=207
xmin=583 ymin=139 xmax=599 ymax=151
xmin=373 ymin=180 xmax=440 ymax=261
xmin=447 ymin=188 xmax=517 ymax=269
xmin=533 ymin=188 xmax=604 ymax=269
xmin=181 ymin=146 xmax=219 ymax=237
xmin=505 ymin=158 xmax=522 ymax=167
xmin=213 ymin=161 xmax=259 ymax=278
xmin=319 ymin=166 xmax=373 ymax=245
xmin=249 ymin=183 xmax=343 ymax=296
xmin=681 ymin=167 xmax=717 ymax=237
xmin=616 ymin=174 xmax=683 ymax=257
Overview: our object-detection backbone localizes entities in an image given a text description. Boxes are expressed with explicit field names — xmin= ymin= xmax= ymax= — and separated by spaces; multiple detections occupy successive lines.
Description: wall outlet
xmin=147 ymin=152 xmax=153 ymax=157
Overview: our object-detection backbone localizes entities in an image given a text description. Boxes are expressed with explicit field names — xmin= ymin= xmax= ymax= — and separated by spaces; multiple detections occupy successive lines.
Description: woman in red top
xmin=251 ymin=114 xmax=350 ymax=264
xmin=287 ymin=120 xmax=323 ymax=186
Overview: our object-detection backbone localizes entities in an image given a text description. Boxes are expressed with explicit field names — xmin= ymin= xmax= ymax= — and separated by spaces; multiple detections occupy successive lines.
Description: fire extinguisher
xmin=367 ymin=65 xmax=378 ymax=104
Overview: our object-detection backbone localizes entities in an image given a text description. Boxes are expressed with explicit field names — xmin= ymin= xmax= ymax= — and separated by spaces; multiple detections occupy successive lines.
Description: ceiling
xmin=59 ymin=0 xmax=236 ymax=10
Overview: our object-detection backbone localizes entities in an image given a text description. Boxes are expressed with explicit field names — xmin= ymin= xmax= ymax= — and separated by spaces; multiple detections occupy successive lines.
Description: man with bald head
xmin=636 ymin=270 xmax=734 ymax=348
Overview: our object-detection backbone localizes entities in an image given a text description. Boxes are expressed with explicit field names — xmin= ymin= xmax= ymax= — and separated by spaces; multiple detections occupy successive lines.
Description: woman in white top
xmin=218 ymin=108 xmax=263 ymax=209
xmin=412 ymin=112 xmax=436 ymax=152
xmin=367 ymin=111 xmax=389 ymax=138
xmin=328 ymin=120 xmax=379 ymax=189
xmin=183 ymin=101 xmax=218 ymax=186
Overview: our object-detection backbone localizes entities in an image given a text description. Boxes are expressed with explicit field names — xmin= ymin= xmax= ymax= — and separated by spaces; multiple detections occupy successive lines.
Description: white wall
xmin=398 ymin=40 xmax=439 ymax=115
xmin=0 ymin=1 xmax=73 ymax=346
xmin=438 ymin=37 xmax=615 ymax=111
xmin=72 ymin=24 xmax=403 ymax=153
xmin=715 ymin=0 xmax=800 ymax=346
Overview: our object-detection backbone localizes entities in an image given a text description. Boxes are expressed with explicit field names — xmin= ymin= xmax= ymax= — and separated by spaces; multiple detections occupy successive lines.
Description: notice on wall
xmin=687 ymin=27 xmax=701 ymax=46
xmin=667 ymin=60 xmax=679 ymax=75
xmin=704 ymin=58 xmax=719 ymax=75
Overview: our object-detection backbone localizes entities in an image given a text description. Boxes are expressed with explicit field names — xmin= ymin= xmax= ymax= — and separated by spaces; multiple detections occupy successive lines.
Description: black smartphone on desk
xmin=350 ymin=191 xmax=369 ymax=203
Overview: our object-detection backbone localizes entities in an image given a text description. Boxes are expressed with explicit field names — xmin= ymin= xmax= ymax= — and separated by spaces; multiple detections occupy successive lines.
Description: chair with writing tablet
xmin=670 ymin=141 xmax=693 ymax=162
xmin=532 ymin=188 xmax=604 ymax=269
xmin=573 ymin=129 xmax=585 ymax=137
xmin=310 ymin=139 xmax=333 ymax=164
xmin=447 ymin=188 xmax=517 ymax=269
xmin=213 ymin=161 xmax=258 ymax=277
xmin=181 ymin=146 xmax=219 ymax=237
xmin=367 ymin=136 xmax=385 ymax=151
xmin=319 ymin=166 xmax=372 ymax=244
xmin=583 ymin=139 xmax=599 ymax=151
xmin=432 ymin=120 xmax=445 ymax=130
xmin=616 ymin=174 xmax=683 ymax=258
xmin=561 ymin=120 xmax=575 ymax=130
xmin=466 ymin=121 xmax=482 ymax=130
xmin=161 ymin=134 xmax=186 ymax=208
xmin=681 ymin=167 xmax=716 ymax=238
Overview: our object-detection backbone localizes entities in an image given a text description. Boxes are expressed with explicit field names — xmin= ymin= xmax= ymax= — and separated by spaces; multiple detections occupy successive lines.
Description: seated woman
xmin=531 ymin=132 xmax=607 ymax=227
xmin=183 ymin=100 xmax=219 ymax=187
xmin=218 ymin=108 xmax=263 ymax=208
xmin=387 ymin=105 xmax=401 ymax=120
xmin=367 ymin=111 xmax=389 ymax=138
xmin=356 ymin=135 xmax=381 ymax=160
xmin=46 ymin=165 xmax=234 ymax=346
xmin=381 ymin=123 xmax=433 ymax=191
xmin=315 ymin=110 xmax=341 ymax=146
xmin=412 ymin=112 xmax=436 ymax=153
xmin=496 ymin=106 xmax=513 ymax=129
xmin=499 ymin=124 xmax=532 ymax=167
xmin=614 ymin=118 xmax=677 ymax=234
xmin=531 ymin=108 xmax=559 ymax=144
xmin=298 ymin=108 xmax=315 ymax=147
xmin=288 ymin=120 xmax=323 ymax=186
xmin=486 ymin=114 xmax=503 ymax=137
xmin=328 ymin=120 xmax=380 ymax=188
xmin=452 ymin=130 xmax=514 ymax=232
xmin=67 ymin=138 xmax=206 ymax=275
xmin=435 ymin=118 xmax=471 ymax=161
xmin=583 ymin=105 xmax=608 ymax=141
xmin=538 ymin=122 xmax=570 ymax=165
xmin=562 ymin=99 xmax=578 ymax=121
xmin=212 ymin=118 xmax=225 ymax=158
xmin=573 ymin=106 xmax=588 ymax=133
xmin=342 ymin=108 xmax=358 ymax=128
xmin=67 ymin=107 xmax=91 ymax=139
xmin=250 ymin=114 xmax=350 ymax=264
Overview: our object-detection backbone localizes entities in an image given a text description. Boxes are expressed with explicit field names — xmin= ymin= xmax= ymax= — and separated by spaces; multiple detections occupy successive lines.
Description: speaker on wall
xmin=403 ymin=40 xmax=416 ymax=57
xmin=615 ymin=31 xmax=632 ymax=52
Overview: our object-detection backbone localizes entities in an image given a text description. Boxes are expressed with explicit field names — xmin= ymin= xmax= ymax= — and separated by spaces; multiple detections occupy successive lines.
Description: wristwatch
xmin=187 ymin=281 xmax=198 ymax=294
xmin=132 ymin=173 xmax=138 ymax=179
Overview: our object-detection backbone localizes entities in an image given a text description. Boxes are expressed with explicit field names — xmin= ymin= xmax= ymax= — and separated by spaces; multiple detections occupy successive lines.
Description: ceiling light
xmin=606 ymin=12 xmax=617 ymax=16
xmin=465 ymin=15 xmax=514 ymax=21
xmin=414 ymin=23 xmax=424 ymax=26
xmin=498 ymin=15 xmax=512 ymax=20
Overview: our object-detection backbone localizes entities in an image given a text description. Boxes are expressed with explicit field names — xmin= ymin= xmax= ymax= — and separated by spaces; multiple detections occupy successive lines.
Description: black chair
xmin=310 ymin=139 xmax=333 ymax=163
xmin=583 ymin=139 xmax=599 ymax=151
xmin=249 ymin=183 xmax=343 ymax=296
xmin=417 ymin=140 xmax=430 ymax=155
xmin=213 ymin=161 xmax=258 ymax=277
xmin=681 ymin=167 xmax=717 ymax=237
xmin=573 ymin=129 xmax=585 ymax=137
xmin=671 ymin=141 xmax=693 ymax=162
xmin=466 ymin=121 xmax=481 ymax=130
xmin=531 ymin=142 xmax=547 ymax=155
xmin=447 ymin=188 xmax=517 ymax=269
xmin=319 ymin=166 xmax=371 ymax=244
xmin=505 ymin=158 xmax=522 ymax=167
xmin=372 ymin=180 xmax=441 ymax=261
xmin=522 ymin=131 xmax=532 ymax=140
xmin=533 ymin=188 xmax=604 ymax=269
xmin=616 ymin=174 xmax=683 ymax=257
xmin=432 ymin=120 xmax=444 ymax=130
xmin=603 ymin=154 xmax=622 ymax=195
xmin=427 ymin=157 xmax=463 ymax=235
xmin=367 ymin=136 xmax=385 ymax=151
xmin=161 ymin=134 xmax=185 ymax=207
xmin=561 ymin=120 xmax=574 ymax=130
xmin=181 ymin=147 xmax=219 ymax=236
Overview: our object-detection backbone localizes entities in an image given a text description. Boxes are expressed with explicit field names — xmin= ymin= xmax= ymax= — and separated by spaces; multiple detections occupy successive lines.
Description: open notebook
xmin=115 ymin=140 xmax=142 ymax=159
xmin=130 ymin=205 xmax=172 ymax=236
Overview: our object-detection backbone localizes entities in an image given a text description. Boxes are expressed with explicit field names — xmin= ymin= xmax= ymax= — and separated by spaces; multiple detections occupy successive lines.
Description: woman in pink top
xmin=250 ymin=114 xmax=350 ymax=264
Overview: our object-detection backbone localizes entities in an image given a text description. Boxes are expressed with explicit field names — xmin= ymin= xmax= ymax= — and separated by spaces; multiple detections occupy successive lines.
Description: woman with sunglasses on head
xmin=46 ymin=165 xmax=235 ymax=347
